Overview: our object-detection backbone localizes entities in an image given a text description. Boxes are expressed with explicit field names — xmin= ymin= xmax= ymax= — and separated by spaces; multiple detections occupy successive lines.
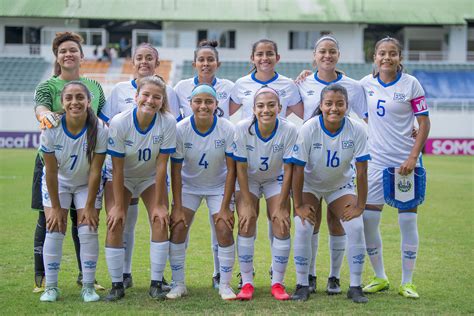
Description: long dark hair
xmin=61 ymin=81 xmax=98 ymax=164
xmin=311 ymin=83 xmax=349 ymax=118
xmin=52 ymin=32 xmax=84 ymax=76
xmin=248 ymin=86 xmax=281 ymax=135
xmin=372 ymin=36 xmax=404 ymax=78
xmin=249 ymin=39 xmax=278 ymax=74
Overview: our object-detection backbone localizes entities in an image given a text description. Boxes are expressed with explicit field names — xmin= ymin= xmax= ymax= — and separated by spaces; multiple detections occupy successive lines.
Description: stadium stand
xmin=122 ymin=58 xmax=173 ymax=83
xmin=0 ymin=57 xmax=49 ymax=92
xmin=80 ymin=60 xmax=110 ymax=75
xmin=413 ymin=71 xmax=474 ymax=99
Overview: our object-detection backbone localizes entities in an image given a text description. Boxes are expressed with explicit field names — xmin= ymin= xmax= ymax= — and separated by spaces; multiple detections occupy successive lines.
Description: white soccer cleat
xmin=219 ymin=284 xmax=237 ymax=300
xmin=166 ymin=282 xmax=188 ymax=299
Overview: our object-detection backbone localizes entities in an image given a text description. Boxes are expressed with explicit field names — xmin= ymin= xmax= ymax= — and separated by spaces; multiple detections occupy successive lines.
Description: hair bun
xmin=198 ymin=40 xmax=219 ymax=48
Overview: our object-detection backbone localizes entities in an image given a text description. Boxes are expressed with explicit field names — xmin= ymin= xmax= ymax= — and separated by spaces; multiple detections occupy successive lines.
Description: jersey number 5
xmin=376 ymin=99 xmax=386 ymax=117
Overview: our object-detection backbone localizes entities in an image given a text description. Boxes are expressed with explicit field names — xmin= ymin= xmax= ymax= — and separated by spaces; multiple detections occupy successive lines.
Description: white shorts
xmin=124 ymin=176 xmax=156 ymax=198
xmin=367 ymin=166 xmax=385 ymax=205
xmin=182 ymin=193 xmax=235 ymax=215
xmin=42 ymin=182 xmax=103 ymax=210
xmin=303 ymin=182 xmax=356 ymax=205
xmin=236 ymin=177 xmax=283 ymax=200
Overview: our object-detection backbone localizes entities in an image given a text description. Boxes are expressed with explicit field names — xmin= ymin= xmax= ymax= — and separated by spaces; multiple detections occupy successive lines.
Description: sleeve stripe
xmin=291 ymin=157 xmax=306 ymax=166
xmin=355 ymin=154 xmax=371 ymax=162
xmin=170 ymin=157 xmax=184 ymax=163
xmin=414 ymin=111 xmax=429 ymax=116
xmin=160 ymin=148 xmax=176 ymax=154
xmin=225 ymin=152 xmax=234 ymax=157
xmin=107 ymin=149 xmax=125 ymax=157
xmin=40 ymin=147 xmax=54 ymax=154
xmin=232 ymin=155 xmax=247 ymax=162
xmin=98 ymin=112 xmax=110 ymax=123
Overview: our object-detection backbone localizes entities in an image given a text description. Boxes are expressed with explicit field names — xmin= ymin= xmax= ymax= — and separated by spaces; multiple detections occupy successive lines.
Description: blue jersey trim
xmin=314 ymin=72 xmax=343 ymax=85
xmin=160 ymin=148 xmax=176 ymax=154
xmin=133 ymin=107 xmax=156 ymax=135
xmin=364 ymin=112 xmax=368 ymax=118
xmin=319 ymin=115 xmax=345 ymax=138
xmin=191 ymin=114 xmax=217 ymax=137
xmin=98 ymin=111 xmax=110 ymax=123
xmin=40 ymin=146 xmax=54 ymax=153
xmin=251 ymin=71 xmax=279 ymax=85
xmin=225 ymin=152 xmax=233 ymax=157
xmin=232 ymin=155 xmax=247 ymax=162
xmin=377 ymin=71 xmax=402 ymax=88
xmin=95 ymin=151 xmax=107 ymax=155
xmin=62 ymin=116 xmax=87 ymax=140
xmin=415 ymin=111 xmax=429 ymax=116
xmin=355 ymin=154 xmax=371 ymax=162
xmin=107 ymin=149 xmax=125 ymax=157
xmin=171 ymin=157 xmax=184 ymax=163
xmin=131 ymin=79 xmax=137 ymax=89
xmin=194 ymin=76 xmax=217 ymax=86
xmin=283 ymin=158 xmax=293 ymax=164
xmin=255 ymin=118 xmax=279 ymax=143
xmin=291 ymin=157 xmax=306 ymax=166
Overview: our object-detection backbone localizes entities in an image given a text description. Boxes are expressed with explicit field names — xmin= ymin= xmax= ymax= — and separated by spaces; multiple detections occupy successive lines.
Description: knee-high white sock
xmin=237 ymin=235 xmax=255 ymax=286
xmin=363 ymin=210 xmax=387 ymax=279
xmin=43 ymin=232 xmax=65 ymax=287
xmin=150 ymin=241 xmax=169 ymax=282
xmin=218 ymin=244 xmax=235 ymax=287
xmin=209 ymin=212 xmax=220 ymax=277
xmin=309 ymin=232 xmax=319 ymax=276
xmin=399 ymin=212 xmax=419 ymax=285
xmin=123 ymin=204 xmax=138 ymax=274
xmin=271 ymin=237 xmax=290 ymax=285
xmin=329 ymin=234 xmax=347 ymax=279
xmin=341 ymin=216 xmax=366 ymax=287
xmin=169 ymin=242 xmax=186 ymax=283
xmin=105 ymin=247 xmax=124 ymax=283
xmin=78 ymin=225 xmax=99 ymax=285
xmin=293 ymin=216 xmax=313 ymax=286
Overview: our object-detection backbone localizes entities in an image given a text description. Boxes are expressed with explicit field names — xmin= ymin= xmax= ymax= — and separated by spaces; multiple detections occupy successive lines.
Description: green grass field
xmin=0 ymin=149 xmax=473 ymax=314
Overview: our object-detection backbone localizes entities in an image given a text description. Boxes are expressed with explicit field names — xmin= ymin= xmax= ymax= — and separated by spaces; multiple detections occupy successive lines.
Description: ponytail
xmin=248 ymin=114 xmax=258 ymax=135
xmin=214 ymin=106 xmax=224 ymax=117
xmin=85 ymin=107 xmax=98 ymax=164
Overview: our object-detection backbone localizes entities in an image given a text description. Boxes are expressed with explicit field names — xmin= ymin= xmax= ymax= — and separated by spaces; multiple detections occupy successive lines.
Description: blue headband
xmin=191 ymin=84 xmax=217 ymax=99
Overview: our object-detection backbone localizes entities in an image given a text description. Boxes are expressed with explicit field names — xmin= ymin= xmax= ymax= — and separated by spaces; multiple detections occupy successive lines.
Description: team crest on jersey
xmin=246 ymin=145 xmax=254 ymax=151
xmin=53 ymin=144 xmax=64 ymax=151
xmin=124 ymin=139 xmax=134 ymax=147
xmin=342 ymin=140 xmax=354 ymax=149
xmin=306 ymin=90 xmax=315 ymax=96
xmin=215 ymin=139 xmax=225 ymax=148
xmin=108 ymin=138 xmax=115 ymax=146
xmin=272 ymin=144 xmax=284 ymax=153
xmin=244 ymin=90 xmax=252 ymax=96
xmin=153 ymin=135 xmax=163 ymax=144
xmin=184 ymin=142 xmax=193 ymax=149
xmin=312 ymin=143 xmax=322 ymax=150
xmin=125 ymin=97 xmax=134 ymax=104
xmin=367 ymin=90 xmax=374 ymax=97
xmin=217 ymin=92 xmax=228 ymax=99
xmin=393 ymin=92 xmax=406 ymax=101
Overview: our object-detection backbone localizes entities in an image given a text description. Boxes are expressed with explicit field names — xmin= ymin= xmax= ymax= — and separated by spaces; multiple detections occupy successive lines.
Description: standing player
xmin=168 ymin=84 xmax=237 ymax=300
xmin=173 ymin=40 xmax=234 ymax=288
xmin=295 ymin=35 xmax=368 ymax=295
xmin=360 ymin=37 xmax=430 ymax=299
xmin=291 ymin=84 xmax=370 ymax=303
xmin=39 ymin=81 xmax=108 ymax=302
xmin=33 ymin=31 xmax=106 ymax=292
xmin=104 ymin=76 xmax=176 ymax=301
xmin=233 ymin=87 xmax=297 ymax=301
xmin=100 ymin=43 xmax=178 ymax=289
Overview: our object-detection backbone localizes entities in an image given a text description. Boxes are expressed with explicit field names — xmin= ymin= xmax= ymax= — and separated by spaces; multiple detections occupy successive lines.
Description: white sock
xmin=329 ymin=235 xmax=346 ymax=279
xmin=237 ymin=235 xmax=255 ymax=286
xmin=209 ymin=212 xmax=220 ymax=277
xmin=271 ymin=237 xmax=290 ymax=285
xmin=123 ymin=204 xmax=138 ymax=274
xmin=363 ymin=210 xmax=387 ymax=279
xmin=293 ymin=216 xmax=312 ymax=286
xmin=78 ymin=225 xmax=99 ymax=285
xmin=341 ymin=216 xmax=366 ymax=287
xmin=105 ymin=247 xmax=124 ymax=283
xmin=399 ymin=212 xmax=419 ymax=285
xmin=218 ymin=244 xmax=235 ymax=287
xmin=309 ymin=232 xmax=319 ymax=276
xmin=169 ymin=242 xmax=186 ymax=283
xmin=43 ymin=232 xmax=65 ymax=287
xmin=150 ymin=241 xmax=169 ymax=282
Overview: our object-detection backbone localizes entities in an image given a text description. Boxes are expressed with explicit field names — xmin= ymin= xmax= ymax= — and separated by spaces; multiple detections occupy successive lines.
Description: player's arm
xmin=43 ymin=152 xmax=64 ymax=232
xmin=170 ymin=159 xmax=185 ymax=229
xmin=272 ymin=162 xmax=293 ymax=234
xmin=82 ymin=152 xmax=106 ymax=229
xmin=107 ymin=156 xmax=126 ymax=231
xmin=216 ymin=156 xmax=236 ymax=231
xmin=229 ymin=99 xmax=241 ymax=116
xmin=286 ymin=101 xmax=304 ymax=119
xmin=399 ymin=115 xmax=430 ymax=176
xmin=152 ymin=153 xmax=171 ymax=227
xmin=343 ymin=161 xmax=368 ymax=221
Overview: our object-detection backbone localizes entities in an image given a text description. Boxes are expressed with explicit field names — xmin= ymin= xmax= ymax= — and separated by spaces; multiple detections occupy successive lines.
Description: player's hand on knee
xmin=342 ymin=204 xmax=364 ymax=221
xmin=215 ymin=207 xmax=234 ymax=231
xmin=170 ymin=206 xmax=188 ymax=231
xmin=238 ymin=210 xmax=257 ymax=234
xmin=81 ymin=206 xmax=99 ymax=230
xmin=47 ymin=207 xmax=65 ymax=232
xmin=152 ymin=205 xmax=170 ymax=229
xmin=295 ymin=204 xmax=316 ymax=226
xmin=106 ymin=205 xmax=124 ymax=232
xmin=271 ymin=209 xmax=291 ymax=235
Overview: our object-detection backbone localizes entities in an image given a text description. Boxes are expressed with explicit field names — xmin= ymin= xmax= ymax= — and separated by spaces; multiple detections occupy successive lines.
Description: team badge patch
xmin=383 ymin=167 xmax=426 ymax=210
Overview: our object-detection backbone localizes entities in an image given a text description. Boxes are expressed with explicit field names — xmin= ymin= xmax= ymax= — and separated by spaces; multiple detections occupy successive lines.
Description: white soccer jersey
xmin=174 ymin=76 xmax=234 ymax=120
xmin=298 ymin=72 xmax=368 ymax=121
xmin=107 ymin=107 xmax=176 ymax=178
xmin=233 ymin=117 xmax=297 ymax=182
xmin=99 ymin=80 xmax=180 ymax=123
xmin=171 ymin=115 xmax=235 ymax=195
xmin=292 ymin=115 xmax=370 ymax=192
xmin=360 ymin=73 xmax=428 ymax=168
xmin=40 ymin=115 xmax=108 ymax=188
xmin=230 ymin=72 xmax=302 ymax=119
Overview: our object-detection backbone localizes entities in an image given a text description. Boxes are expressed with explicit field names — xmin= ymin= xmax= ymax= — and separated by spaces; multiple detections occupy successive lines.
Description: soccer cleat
xmin=123 ymin=273 xmax=133 ymax=289
xmin=399 ymin=283 xmax=419 ymax=299
xmin=347 ymin=286 xmax=369 ymax=303
xmin=291 ymin=284 xmax=310 ymax=301
xmin=149 ymin=280 xmax=168 ymax=299
xmin=363 ymin=276 xmax=390 ymax=293
xmin=237 ymin=269 xmax=255 ymax=290
xmin=269 ymin=267 xmax=273 ymax=280
xmin=236 ymin=283 xmax=254 ymax=300
xmin=33 ymin=274 xmax=45 ymax=293
xmin=77 ymin=272 xmax=83 ymax=286
xmin=308 ymin=275 xmax=317 ymax=293
xmin=162 ymin=276 xmax=171 ymax=291
xmin=326 ymin=276 xmax=342 ymax=295
xmin=77 ymin=272 xmax=105 ymax=291
xmin=271 ymin=283 xmax=290 ymax=301
xmin=219 ymin=284 xmax=237 ymax=300
xmin=166 ymin=282 xmax=188 ymax=299
xmin=212 ymin=273 xmax=220 ymax=290
xmin=40 ymin=287 xmax=60 ymax=302
xmin=81 ymin=285 xmax=100 ymax=302
xmin=104 ymin=282 xmax=125 ymax=302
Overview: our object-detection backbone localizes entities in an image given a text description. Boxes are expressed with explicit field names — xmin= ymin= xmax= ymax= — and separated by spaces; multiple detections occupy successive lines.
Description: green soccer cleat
xmin=33 ymin=275 xmax=45 ymax=293
xmin=81 ymin=285 xmax=100 ymax=302
xmin=399 ymin=283 xmax=419 ymax=299
xmin=40 ymin=287 xmax=60 ymax=302
xmin=363 ymin=276 xmax=390 ymax=293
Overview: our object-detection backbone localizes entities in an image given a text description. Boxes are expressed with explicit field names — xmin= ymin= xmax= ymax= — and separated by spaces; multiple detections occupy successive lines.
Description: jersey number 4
xmin=199 ymin=153 xmax=209 ymax=169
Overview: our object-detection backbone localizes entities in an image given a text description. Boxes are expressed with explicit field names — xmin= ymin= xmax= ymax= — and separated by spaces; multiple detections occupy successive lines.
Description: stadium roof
xmin=1 ymin=0 xmax=472 ymax=25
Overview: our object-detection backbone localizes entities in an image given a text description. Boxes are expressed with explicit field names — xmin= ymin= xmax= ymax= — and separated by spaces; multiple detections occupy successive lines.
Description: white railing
xmin=405 ymin=50 xmax=448 ymax=62
xmin=427 ymin=98 xmax=474 ymax=112
xmin=0 ymin=92 xmax=34 ymax=107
